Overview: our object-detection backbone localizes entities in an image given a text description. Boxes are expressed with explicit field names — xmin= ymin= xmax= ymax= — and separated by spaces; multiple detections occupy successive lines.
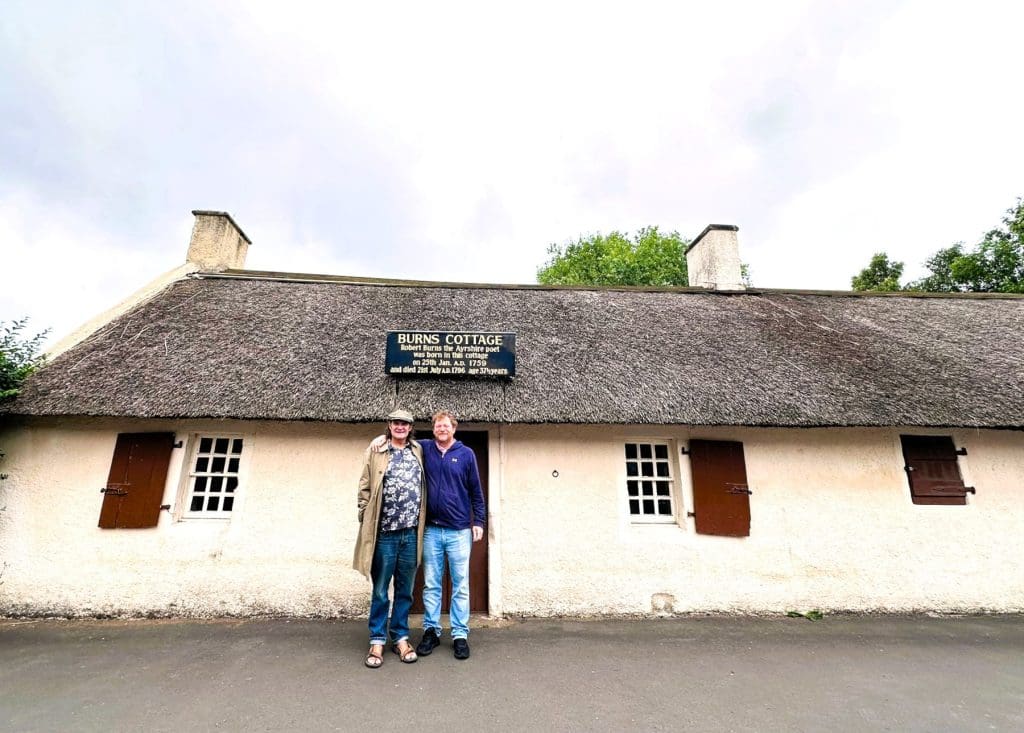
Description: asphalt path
xmin=1 ymin=615 xmax=1022 ymax=732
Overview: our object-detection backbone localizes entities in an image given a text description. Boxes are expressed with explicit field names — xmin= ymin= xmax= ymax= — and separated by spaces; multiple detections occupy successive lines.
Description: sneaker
xmin=453 ymin=638 xmax=470 ymax=660
xmin=416 ymin=628 xmax=441 ymax=656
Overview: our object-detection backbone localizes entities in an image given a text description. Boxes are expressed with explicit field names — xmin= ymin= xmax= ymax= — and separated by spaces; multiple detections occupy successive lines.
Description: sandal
xmin=365 ymin=644 xmax=383 ymax=669
xmin=392 ymin=640 xmax=418 ymax=663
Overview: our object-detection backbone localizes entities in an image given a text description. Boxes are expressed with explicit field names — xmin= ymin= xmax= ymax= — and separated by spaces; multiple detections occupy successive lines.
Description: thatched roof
xmin=7 ymin=271 xmax=1024 ymax=427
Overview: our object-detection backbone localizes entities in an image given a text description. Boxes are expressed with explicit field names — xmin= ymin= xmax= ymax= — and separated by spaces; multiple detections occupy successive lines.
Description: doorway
xmin=411 ymin=429 xmax=489 ymax=614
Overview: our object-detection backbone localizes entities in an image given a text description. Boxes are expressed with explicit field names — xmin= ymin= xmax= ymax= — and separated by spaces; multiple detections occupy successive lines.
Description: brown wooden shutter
xmin=689 ymin=439 xmax=751 ymax=537
xmin=900 ymin=435 xmax=969 ymax=505
xmin=98 ymin=432 xmax=175 ymax=529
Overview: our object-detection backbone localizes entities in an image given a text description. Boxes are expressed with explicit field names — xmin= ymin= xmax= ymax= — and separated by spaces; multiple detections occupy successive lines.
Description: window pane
xmin=228 ymin=458 xmax=240 ymax=473
xmin=208 ymin=496 xmax=220 ymax=511
xmin=190 ymin=495 xmax=204 ymax=512
xmin=232 ymin=439 xmax=244 ymax=454
xmin=627 ymin=480 xmax=638 ymax=497
xmin=656 ymin=462 xmax=669 ymax=477
xmin=195 ymin=457 xmax=209 ymax=472
xmin=214 ymin=438 xmax=229 ymax=454
xmin=226 ymin=477 xmax=238 ymax=493
xmin=641 ymin=463 xmax=654 ymax=477
xmin=642 ymin=481 xmax=653 ymax=496
xmin=654 ymin=444 xmax=668 ymax=459
xmin=642 ymin=499 xmax=654 ymax=514
xmin=210 ymin=476 xmax=223 ymax=492
xmin=656 ymin=481 xmax=670 ymax=496
xmin=194 ymin=476 xmax=208 ymax=493
xmin=223 ymin=497 xmax=234 ymax=512
xmin=199 ymin=437 xmax=213 ymax=453
xmin=629 ymin=499 xmax=640 ymax=515
xmin=639 ymin=444 xmax=652 ymax=459
xmin=625 ymin=444 xmax=637 ymax=459
xmin=211 ymin=456 xmax=226 ymax=473
xmin=626 ymin=462 xmax=638 ymax=477
xmin=658 ymin=500 xmax=672 ymax=515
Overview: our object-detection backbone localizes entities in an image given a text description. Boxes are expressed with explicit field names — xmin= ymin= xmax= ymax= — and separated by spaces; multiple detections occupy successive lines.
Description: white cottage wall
xmin=2 ymin=419 xmax=1022 ymax=617
xmin=497 ymin=425 xmax=1024 ymax=615
xmin=0 ymin=418 xmax=379 ymax=617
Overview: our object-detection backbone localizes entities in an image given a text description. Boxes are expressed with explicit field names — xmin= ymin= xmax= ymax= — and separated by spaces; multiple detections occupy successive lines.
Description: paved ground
xmin=1 ymin=614 xmax=1022 ymax=732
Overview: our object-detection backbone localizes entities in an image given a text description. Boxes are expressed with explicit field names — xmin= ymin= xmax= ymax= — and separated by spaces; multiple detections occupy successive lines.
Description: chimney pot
xmin=187 ymin=210 xmax=251 ymax=271
xmin=685 ymin=224 xmax=744 ymax=290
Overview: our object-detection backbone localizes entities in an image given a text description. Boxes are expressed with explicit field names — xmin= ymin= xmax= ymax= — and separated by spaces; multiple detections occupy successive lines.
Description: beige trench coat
xmin=351 ymin=441 xmax=428 ymax=580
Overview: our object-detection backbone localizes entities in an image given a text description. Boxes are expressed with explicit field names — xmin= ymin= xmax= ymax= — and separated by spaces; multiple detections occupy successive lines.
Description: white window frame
xmin=180 ymin=434 xmax=245 ymax=519
xmin=624 ymin=440 xmax=679 ymax=524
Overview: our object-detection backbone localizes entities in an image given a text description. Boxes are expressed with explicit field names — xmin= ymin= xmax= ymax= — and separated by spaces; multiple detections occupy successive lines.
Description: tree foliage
xmin=1 ymin=318 xmax=48 ymax=400
xmin=851 ymin=198 xmax=1024 ymax=293
xmin=907 ymin=199 xmax=1024 ymax=292
xmin=851 ymin=253 xmax=905 ymax=291
xmin=537 ymin=227 xmax=689 ymax=286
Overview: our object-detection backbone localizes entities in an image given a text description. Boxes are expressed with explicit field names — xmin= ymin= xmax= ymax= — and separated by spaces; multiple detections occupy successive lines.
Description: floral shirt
xmin=380 ymin=443 xmax=422 ymax=532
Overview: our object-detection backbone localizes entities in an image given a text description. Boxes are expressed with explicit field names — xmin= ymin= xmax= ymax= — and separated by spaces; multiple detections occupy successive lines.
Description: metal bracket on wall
xmin=955 ymin=447 xmax=968 ymax=456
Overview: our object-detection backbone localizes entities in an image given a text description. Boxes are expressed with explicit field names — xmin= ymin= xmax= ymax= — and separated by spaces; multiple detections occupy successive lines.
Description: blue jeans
xmin=422 ymin=526 xmax=473 ymax=639
xmin=368 ymin=527 xmax=418 ymax=645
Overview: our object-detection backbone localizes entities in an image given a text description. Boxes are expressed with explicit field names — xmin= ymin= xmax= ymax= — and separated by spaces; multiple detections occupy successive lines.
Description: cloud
xmin=0 ymin=191 xmax=184 ymax=344
xmin=2 ymin=0 xmax=1023 ymax=341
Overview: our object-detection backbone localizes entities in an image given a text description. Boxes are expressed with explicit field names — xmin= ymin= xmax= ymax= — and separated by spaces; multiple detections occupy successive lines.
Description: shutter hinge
xmin=680 ymin=446 xmax=690 ymax=455
xmin=964 ymin=486 xmax=976 ymax=494
xmin=687 ymin=511 xmax=696 ymax=518
xmin=726 ymin=483 xmax=752 ymax=496
xmin=100 ymin=487 xmax=128 ymax=496
xmin=173 ymin=440 xmax=184 ymax=449
xmin=160 ymin=504 xmax=172 ymax=511
xmin=904 ymin=465 xmax=915 ymax=472
xmin=955 ymin=447 xmax=968 ymax=456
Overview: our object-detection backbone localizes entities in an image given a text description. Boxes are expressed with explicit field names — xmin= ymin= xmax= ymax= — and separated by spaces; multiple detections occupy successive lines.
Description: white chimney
xmin=187 ymin=210 xmax=251 ymax=271
xmin=685 ymin=224 xmax=744 ymax=290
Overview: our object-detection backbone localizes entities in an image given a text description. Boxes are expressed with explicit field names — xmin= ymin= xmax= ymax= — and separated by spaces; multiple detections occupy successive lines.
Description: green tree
xmin=537 ymin=227 xmax=690 ymax=286
xmin=908 ymin=198 xmax=1024 ymax=293
xmin=908 ymin=245 xmax=966 ymax=292
xmin=851 ymin=253 xmax=905 ymax=291
xmin=1 ymin=318 xmax=47 ymax=491
xmin=1 ymin=318 xmax=48 ymax=400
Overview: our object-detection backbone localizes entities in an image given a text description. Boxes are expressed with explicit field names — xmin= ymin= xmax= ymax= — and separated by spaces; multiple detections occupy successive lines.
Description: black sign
xmin=385 ymin=331 xmax=516 ymax=378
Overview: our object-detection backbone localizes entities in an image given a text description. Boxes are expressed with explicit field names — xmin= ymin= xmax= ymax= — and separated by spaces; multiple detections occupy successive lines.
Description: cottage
xmin=2 ymin=211 xmax=1022 ymax=617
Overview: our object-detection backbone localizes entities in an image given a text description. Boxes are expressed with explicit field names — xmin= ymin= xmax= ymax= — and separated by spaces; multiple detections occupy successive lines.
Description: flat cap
xmin=387 ymin=408 xmax=415 ymax=423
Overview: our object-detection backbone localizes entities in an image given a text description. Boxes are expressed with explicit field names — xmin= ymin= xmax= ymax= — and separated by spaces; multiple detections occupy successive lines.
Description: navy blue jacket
xmin=418 ymin=439 xmax=486 ymax=529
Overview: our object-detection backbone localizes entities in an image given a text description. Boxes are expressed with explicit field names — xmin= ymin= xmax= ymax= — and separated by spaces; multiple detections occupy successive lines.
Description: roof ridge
xmin=193 ymin=270 xmax=1024 ymax=299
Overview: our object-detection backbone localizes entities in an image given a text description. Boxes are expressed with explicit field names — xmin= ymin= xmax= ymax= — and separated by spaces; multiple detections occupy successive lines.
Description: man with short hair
xmin=415 ymin=410 xmax=486 ymax=660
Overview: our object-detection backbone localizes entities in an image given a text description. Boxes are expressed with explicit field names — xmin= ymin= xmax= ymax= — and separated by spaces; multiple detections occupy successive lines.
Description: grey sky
xmin=3 ymin=0 xmax=1023 ymax=344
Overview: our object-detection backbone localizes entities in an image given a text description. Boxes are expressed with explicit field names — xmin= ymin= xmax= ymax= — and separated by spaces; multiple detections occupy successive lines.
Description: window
xmin=625 ymin=442 xmax=676 ymax=522
xmin=900 ymin=435 xmax=972 ymax=505
xmin=185 ymin=436 xmax=243 ymax=516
